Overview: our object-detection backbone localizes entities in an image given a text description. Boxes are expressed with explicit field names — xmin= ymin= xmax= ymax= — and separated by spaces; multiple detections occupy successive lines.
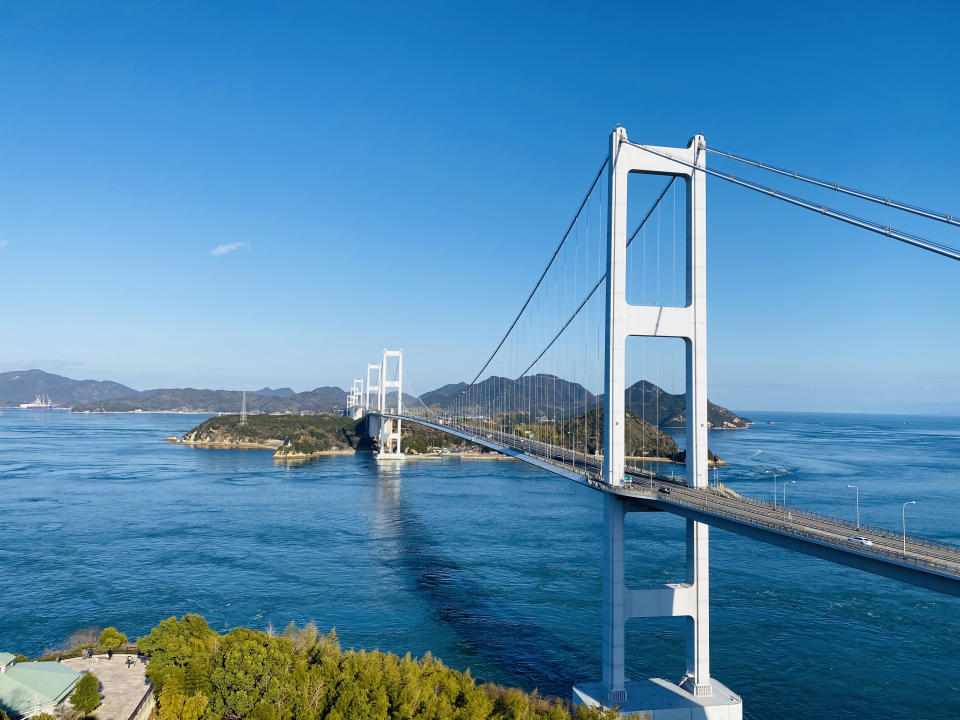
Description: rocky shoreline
xmin=273 ymin=447 xmax=357 ymax=461
xmin=168 ymin=434 xmax=283 ymax=450
xmin=167 ymin=433 xmax=357 ymax=460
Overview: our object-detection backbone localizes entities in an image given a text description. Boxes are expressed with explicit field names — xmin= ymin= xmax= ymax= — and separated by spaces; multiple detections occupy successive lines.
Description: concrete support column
xmin=685 ymin=139 xmax=708 ymax=490
xmin=683 ymin=140 xmax=712 ymax=697
xmin=684 ymin=519 xmax=711 ymax=696
xmin=603 ymin=127 xmax=630 ymax=488
xmin=601 ymin=493 xmax=627 ymax=703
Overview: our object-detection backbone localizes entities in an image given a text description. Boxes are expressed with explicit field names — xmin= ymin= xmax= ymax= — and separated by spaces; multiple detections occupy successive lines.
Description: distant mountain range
xmin=251 ymin=387 xmax=296 ymax=397
xmin=0 ymin=370 xmax=140 ymax=407
xmin=420 ymin=375 xmax=596 ymax=419
xmin=0 ymin=369 xmax=749 ymax=428
xmin=419 ymin=374 xmax=750 ymax=430
xmin=72 ymin=387 xmax=351 ymax=414
xmin=0 ymin=370 xmax=346 ymax=413
xmin=622 ymin=380 xmax=751 ymax=430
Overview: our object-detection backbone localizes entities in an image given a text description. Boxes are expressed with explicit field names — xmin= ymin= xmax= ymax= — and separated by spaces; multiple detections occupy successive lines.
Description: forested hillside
xmin=136 ymin=615 xmax=618 ymax=720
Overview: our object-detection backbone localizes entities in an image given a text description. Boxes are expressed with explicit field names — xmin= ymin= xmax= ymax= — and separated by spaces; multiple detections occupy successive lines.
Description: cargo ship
xmin=20 ymin=393 xmax=53 ymax=410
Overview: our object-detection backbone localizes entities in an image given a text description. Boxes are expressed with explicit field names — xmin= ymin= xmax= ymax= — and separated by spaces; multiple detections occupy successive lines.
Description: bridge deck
xmin=381 ymin=412 xmax=960 ymax=597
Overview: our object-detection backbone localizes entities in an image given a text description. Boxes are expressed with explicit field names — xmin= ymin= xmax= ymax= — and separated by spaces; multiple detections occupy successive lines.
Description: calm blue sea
xmin=0 ymin=408 xmax=958 ymax=718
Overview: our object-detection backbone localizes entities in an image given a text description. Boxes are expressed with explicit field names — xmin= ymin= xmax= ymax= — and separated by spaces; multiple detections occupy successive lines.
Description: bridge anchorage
xmin=360 ymin=125 xmax=960 ymax=718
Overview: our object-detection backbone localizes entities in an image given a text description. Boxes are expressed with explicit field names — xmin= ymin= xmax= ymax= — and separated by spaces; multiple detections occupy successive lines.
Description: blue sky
xmin=1 ymin=1 xmax=958 ymax=412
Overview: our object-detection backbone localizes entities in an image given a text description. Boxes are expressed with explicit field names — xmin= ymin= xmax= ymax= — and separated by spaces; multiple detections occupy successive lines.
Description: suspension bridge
xmin=343 ymin=127 xmax=960 ymax=718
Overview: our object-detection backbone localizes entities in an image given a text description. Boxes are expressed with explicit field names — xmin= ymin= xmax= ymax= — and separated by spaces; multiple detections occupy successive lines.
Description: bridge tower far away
xmin=376 ymin=348 xmax=405 ymax=460
xmin=573 ymin=128 xmax=742 ymax=718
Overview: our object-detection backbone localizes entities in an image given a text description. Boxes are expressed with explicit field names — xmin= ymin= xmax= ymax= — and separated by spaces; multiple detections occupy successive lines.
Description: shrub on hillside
xmin=69 ymin=673 xmax=102 ymax=715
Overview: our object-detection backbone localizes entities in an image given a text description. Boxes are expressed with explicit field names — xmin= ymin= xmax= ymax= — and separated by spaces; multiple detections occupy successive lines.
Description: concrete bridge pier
xmin=573 ymin=493 xmax=741 ymax=719
xmin=365 ymin=413 xmax=382 ymax=441
xmin=376 ymin=416 xmax=405 ymax=460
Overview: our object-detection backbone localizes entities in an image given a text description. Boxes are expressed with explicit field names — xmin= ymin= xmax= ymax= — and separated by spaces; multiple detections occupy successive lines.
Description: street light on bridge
xmin=782 ymin=479 xmax=796 ymax=507
xmin=847 ymin=484 xmax=860 ymax=529
xmin=902 ymin=500 xmax=917 ymax=556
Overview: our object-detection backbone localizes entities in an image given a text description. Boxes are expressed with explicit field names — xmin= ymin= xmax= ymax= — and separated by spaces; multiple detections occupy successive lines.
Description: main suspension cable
xmin=628 ymin=142 xmax=960 ymax=262
xmin=452 ymin=155 xmax=609 ymax=407
xmin=706 ymin=145 xmax=960 ymax=229
xmin=515 ymin=177 xmax=676 ymax=381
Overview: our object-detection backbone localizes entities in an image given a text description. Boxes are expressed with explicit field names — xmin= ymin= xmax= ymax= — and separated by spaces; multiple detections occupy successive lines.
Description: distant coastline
xmin=2 ymin=370 xmax=755 ymax=431
xmin=71 ymin=409 xmax=212 ymax=415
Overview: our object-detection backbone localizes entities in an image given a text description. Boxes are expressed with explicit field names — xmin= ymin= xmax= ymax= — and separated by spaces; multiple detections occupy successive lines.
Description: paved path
xmin=63 ymin=654 xmax=150 ymax=720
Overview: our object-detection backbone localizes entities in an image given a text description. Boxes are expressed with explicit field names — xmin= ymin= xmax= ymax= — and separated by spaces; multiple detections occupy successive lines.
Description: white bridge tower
xmin=365 ymin=363 xmax=381 ymax=411
xmin=574 ymin=128 xmax=741 ymax=718
xmin=375 ymin=348 xmax=405 ymax=460
xmin=346 ymin=379 xmax=365 ymax=419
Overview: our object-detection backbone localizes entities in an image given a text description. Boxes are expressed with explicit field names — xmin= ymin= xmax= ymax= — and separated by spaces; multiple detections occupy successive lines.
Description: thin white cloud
xmin=0 ymin=240 xmax=10 ymax=251
xmin=210 ymin=241 xmax=250 ymax=256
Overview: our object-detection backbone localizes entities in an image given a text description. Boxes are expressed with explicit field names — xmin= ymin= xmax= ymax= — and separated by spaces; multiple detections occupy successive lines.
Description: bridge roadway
xmin=383 ymin=412 xmax=960 ymax=598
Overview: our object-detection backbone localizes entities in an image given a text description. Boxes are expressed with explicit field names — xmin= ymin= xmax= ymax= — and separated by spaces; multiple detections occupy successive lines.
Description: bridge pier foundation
xmin=572 ymin=678 xmax=741 ymax=719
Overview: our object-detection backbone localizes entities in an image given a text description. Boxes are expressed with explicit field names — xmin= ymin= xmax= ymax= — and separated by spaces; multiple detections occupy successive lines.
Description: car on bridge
xmin=847 ymin=536 xmax=874 ymax=546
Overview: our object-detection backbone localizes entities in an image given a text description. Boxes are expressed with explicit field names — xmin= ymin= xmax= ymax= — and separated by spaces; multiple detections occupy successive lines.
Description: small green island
xmin=170 ymin=412 xmax=722 ymax=465
xmin=170 ymin=413 xmax=483 ymax=460
xmin=173 ymin=414 xmax=367 ymax=459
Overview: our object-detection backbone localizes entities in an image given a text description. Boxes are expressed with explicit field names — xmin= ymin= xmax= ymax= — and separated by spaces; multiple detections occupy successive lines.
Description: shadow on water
xmin=371 ymin=459 xmax=593 ymax=695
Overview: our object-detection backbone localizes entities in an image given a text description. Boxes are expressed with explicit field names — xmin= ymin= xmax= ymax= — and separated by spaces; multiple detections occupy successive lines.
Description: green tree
xmin=0 ymin=708 xmax=10 ymax=720
xmin=249 ymin=703 xmax=278 ymax=720
xmin=209 ymin=629 xmax=299 ymax=720
xmin=138 ymin=614 xmax=625 ymax=720
xmin=158 ymin=684 xmax=209 ymax=720
xmin=98 ymin=627 xmax=127 ymax=650
xmin=70 ymin=673 xmax=102 ymax=715
xmin=31 ymin=714 xmax=56 ymax=720
xmin=138 ymin=615 xmax=219 ymax=695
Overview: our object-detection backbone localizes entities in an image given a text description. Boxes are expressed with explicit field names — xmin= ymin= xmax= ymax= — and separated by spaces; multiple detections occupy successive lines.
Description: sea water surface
xmin=1 ymin=409 xmax=958 ymax=718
